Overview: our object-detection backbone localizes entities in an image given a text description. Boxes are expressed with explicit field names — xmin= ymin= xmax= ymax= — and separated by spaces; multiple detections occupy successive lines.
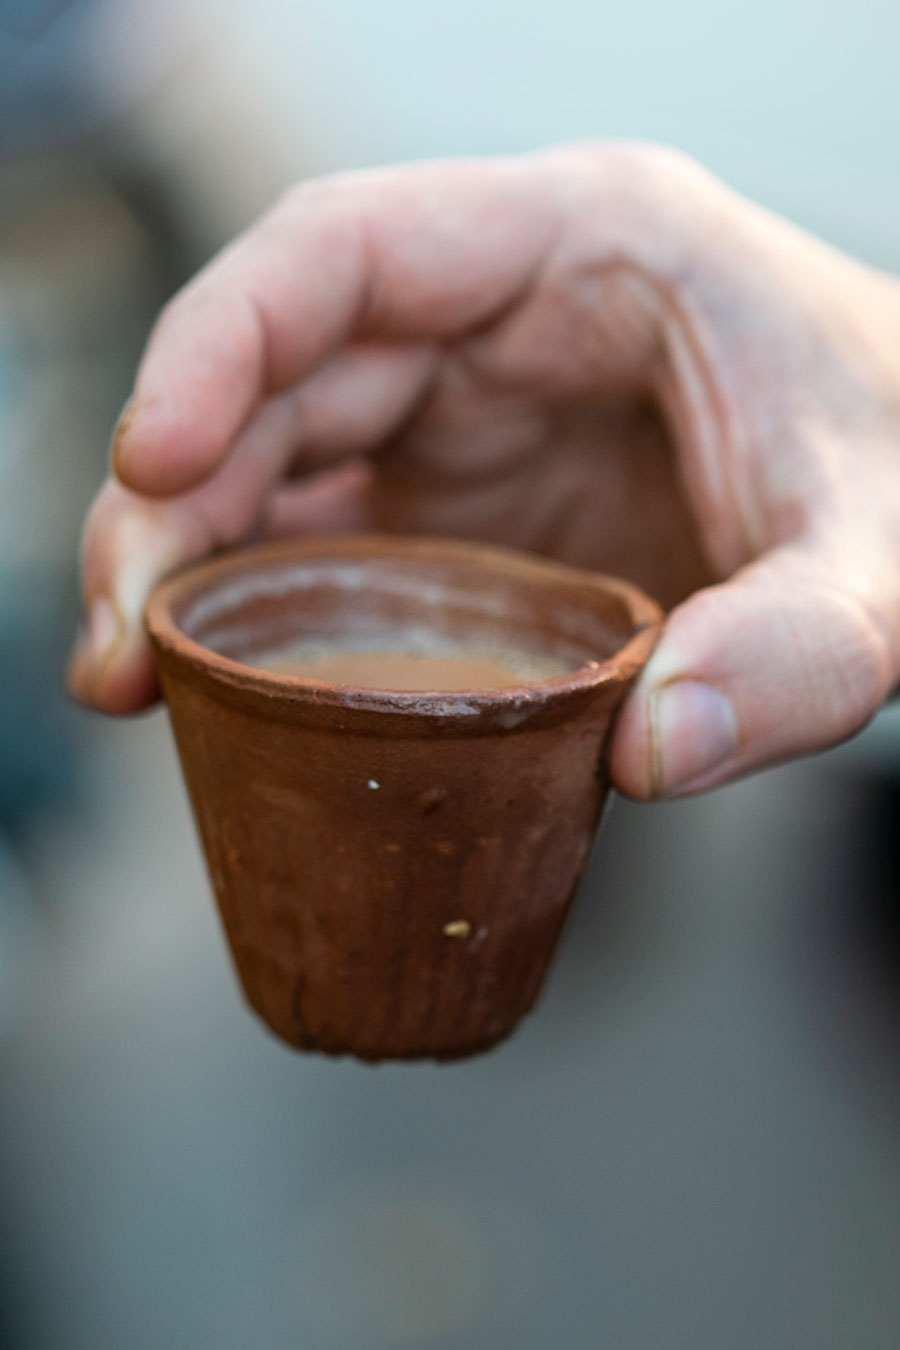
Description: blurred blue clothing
xmin=0 ymin=0 xmax=96 ymax=153
xmin=0 ymin=599 xmax=81 ymax=831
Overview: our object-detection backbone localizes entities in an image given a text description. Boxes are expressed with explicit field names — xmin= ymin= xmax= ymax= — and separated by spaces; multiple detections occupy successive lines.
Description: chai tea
xmin=253 ymin=642 xmax=573 ymax=690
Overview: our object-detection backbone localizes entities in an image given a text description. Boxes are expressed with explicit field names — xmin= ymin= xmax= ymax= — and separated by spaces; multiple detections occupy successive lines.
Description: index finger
xmin=114 ymin=156 xmax=560 ymax=497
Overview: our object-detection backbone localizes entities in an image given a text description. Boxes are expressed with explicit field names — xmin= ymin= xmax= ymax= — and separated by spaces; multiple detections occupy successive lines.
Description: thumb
xmin=610 ymin=544 xmax=899 ymax=799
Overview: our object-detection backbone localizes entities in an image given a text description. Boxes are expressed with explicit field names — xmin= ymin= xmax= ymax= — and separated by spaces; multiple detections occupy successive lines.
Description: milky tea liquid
xmin=254 ymin=643 xmax=574 ymax=690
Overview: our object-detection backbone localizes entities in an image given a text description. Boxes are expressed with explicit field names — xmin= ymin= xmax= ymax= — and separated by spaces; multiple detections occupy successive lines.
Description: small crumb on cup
xmin=442 ymin=920 xmax=471 ymax=939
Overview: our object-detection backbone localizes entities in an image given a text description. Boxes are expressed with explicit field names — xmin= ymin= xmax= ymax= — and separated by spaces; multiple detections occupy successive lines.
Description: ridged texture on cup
xmin=146 ymin=535 xmax=662 ymax=1062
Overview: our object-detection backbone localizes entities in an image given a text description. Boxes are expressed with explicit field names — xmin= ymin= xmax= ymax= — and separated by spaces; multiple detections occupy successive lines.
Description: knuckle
xmin=565 ymin=138 xmax=710 ymax=195
xmin=274 ymin=177 xmax=329 ymax=214
xmin=548 ymin=139 xmax=725 ymax=276
xmin=274 ymin=171 xmax=366 ymax=222
xmin=825 ymin=591 xmax=895 ymax=736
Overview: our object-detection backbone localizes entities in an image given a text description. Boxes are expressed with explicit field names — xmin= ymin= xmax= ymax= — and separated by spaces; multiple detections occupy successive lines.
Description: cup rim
xmin=145 ymin=534 xmax=663 ymax=718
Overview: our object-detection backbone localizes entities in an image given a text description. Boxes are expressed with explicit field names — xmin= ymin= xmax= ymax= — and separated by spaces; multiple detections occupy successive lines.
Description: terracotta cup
xmin=146 ymin=535 xmax=662 ymax=1062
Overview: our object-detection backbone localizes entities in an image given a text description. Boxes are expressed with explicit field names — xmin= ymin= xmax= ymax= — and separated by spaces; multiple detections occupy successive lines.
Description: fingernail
xmin=111 ymin=397 xmax=138 ymax=476
xmin=649 ymin=680 xmax=738 ymax=795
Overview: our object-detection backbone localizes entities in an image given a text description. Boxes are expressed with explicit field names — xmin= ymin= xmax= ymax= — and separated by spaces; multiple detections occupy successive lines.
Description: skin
xmin=68 ymin=141 xmax=900 ymax=798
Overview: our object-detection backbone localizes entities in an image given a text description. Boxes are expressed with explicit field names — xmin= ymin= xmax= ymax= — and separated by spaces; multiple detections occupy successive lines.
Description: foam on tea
xmin=250 ymin=639 xmax=575 ymax=691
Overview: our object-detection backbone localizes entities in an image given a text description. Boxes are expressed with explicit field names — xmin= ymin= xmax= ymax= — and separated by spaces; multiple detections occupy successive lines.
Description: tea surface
xmin=255 ymin=644 xmax=573 ymax=690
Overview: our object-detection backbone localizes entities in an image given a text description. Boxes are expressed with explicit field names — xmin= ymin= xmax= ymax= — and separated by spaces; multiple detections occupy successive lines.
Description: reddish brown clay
xmin=145 ymin=535 xmax=662 ymax=1062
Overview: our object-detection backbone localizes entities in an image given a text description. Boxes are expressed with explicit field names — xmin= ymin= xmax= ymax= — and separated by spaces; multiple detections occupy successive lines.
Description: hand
xmin=68 ymin=142 xmax=900 ymax=798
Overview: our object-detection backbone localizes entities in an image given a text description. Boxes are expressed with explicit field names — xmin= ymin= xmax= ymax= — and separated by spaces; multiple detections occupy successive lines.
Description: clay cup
xmin=145 ymin=534 xmax=662 ymax=1062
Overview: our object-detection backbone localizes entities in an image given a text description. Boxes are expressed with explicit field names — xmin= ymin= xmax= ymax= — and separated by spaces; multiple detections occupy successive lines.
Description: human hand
xmin=68 ymin=143 xmax=900 ymax=798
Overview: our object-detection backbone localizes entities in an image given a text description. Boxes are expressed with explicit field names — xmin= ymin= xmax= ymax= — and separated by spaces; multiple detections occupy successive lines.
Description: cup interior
xmin=154 ymin=535 xmax=659 ymax=692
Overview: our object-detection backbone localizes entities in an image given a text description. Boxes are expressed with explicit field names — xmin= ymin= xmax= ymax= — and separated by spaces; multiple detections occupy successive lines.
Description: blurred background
xmin=2 ymin=1 xmax=900 ymax=1346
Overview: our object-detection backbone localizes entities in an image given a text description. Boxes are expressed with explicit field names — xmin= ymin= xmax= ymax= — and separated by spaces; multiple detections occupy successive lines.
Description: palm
xmin=363 ymin=356 xmax=713 ymax=611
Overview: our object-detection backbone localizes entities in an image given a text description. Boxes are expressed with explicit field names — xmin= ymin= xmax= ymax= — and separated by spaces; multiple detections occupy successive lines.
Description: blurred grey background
xmin=2 ymin=2 xmax=900 ymax=1346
